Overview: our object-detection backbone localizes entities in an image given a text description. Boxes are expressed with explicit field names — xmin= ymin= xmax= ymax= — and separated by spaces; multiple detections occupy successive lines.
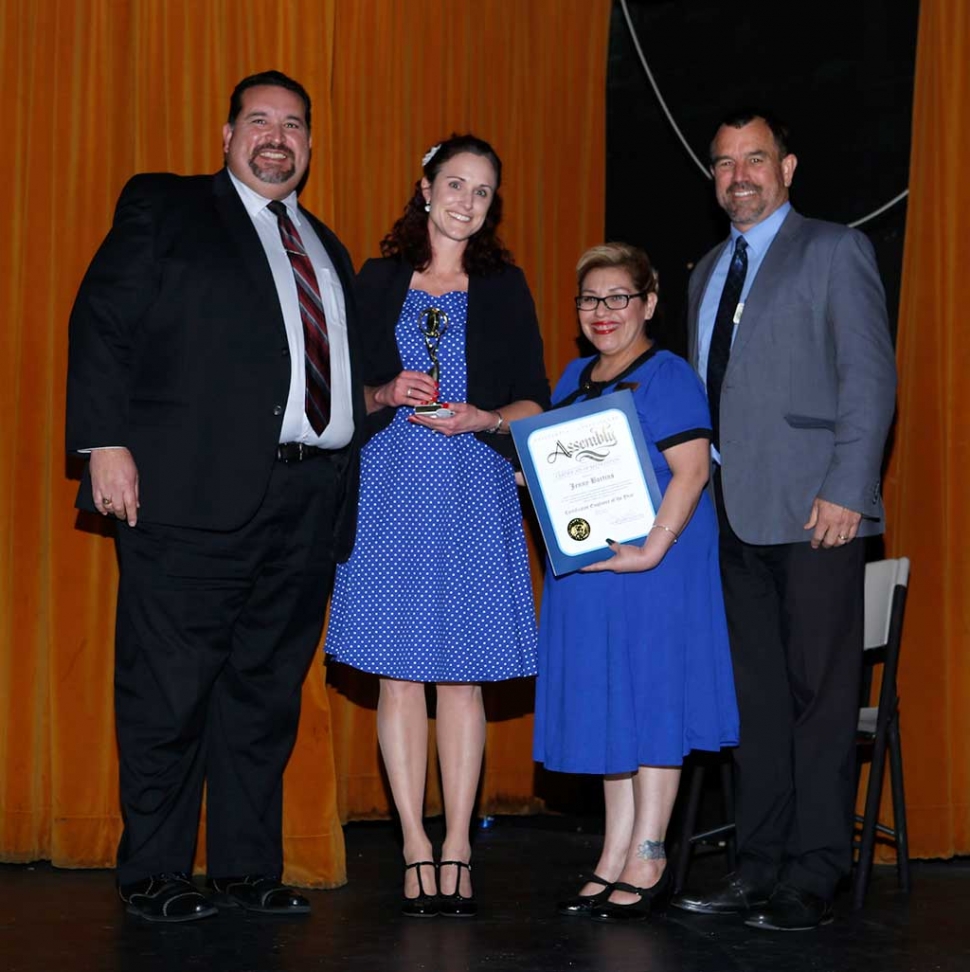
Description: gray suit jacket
xmin=687 ymin=209 xmax=897 ymax=545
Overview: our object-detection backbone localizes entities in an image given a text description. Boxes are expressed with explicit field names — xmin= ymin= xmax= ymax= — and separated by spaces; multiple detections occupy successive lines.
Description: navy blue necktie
xmin=706 ymin=236 xmax=748 ymax=450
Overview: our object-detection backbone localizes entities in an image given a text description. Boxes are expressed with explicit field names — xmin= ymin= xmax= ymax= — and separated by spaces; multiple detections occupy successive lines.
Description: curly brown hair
xmin=380 ymin=133 xmax=515 ymax=275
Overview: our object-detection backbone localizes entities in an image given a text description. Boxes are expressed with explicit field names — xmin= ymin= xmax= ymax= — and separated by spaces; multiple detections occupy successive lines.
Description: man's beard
xmin=721 ymin=182 xmax=766 ymax=224
xmin=248 ymin=147 xmax=296 ymax=185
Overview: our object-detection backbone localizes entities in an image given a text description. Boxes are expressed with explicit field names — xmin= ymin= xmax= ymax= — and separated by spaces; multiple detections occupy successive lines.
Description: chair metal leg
xmin=674 ymin=760 xmax=705 ymax=893
xmin=853 ymin=729 xmax=890 ymax=910
xmin=887 ymin=718 xmax=911 ymax=893
xmin=719 ymin=757 xmax=737 ymax=871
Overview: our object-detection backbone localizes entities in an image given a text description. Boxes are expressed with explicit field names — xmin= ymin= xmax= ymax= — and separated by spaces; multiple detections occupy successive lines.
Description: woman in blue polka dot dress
xmin=325 ymin=134 xmax=549 ymax=917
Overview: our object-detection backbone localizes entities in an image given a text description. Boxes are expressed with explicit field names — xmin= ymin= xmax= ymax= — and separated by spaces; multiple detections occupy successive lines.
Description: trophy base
xmin=414 ymin=403 xmax=456 ymax=418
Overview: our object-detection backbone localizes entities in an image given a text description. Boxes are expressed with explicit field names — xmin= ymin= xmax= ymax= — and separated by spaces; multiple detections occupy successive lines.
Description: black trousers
xmin=715 ymin=473 xmax=864 ymax=900
xmin=112 ymin=453 xmax=347 ymax=885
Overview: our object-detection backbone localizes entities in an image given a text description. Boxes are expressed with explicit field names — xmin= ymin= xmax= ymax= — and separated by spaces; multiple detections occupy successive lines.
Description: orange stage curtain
xmin=882 ymin=0 xmax=970 ymax=860
xmin=0 ymin=0 xmax=609 ymax=887
xmin=0 ymin=0 xmax=345 ymax=887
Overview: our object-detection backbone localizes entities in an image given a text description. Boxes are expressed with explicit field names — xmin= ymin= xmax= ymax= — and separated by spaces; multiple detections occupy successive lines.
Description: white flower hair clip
xmin=422 ymin=144 xmax=442 ymax=168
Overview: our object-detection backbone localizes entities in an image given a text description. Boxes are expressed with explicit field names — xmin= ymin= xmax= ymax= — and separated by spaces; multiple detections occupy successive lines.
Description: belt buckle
xmin=277 ymin=442 xmax=305 ymax=463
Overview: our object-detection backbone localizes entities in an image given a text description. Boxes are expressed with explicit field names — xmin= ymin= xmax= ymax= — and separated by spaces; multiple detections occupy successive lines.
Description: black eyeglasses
xmin=575 ymin=292 xmax=647 ymax=311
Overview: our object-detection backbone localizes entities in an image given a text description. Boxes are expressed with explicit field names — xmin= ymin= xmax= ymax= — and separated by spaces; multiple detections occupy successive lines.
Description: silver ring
xmin=406 ymin=387 xmax=412 ymax=398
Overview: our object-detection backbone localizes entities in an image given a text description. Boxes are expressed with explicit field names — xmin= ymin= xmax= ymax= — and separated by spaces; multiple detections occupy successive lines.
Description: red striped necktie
xmin=267 ymin=200 xmax=331 ymax=434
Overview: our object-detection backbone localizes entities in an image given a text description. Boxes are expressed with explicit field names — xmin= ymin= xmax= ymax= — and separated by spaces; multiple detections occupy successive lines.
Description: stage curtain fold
xmin=325 ymin=0 xmax=611 ymax=823
xmin=0 ymin=0 xmax=346 ymax=887
xmin=882 ymin=0 xmax=970 ymax=860
xmin=0 ymin=0 xmax=609 ymax=887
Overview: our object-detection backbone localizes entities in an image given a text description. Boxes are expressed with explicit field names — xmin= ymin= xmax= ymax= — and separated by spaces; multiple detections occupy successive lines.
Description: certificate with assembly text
xmin=510 ymin=390 xmax=662 ymax=576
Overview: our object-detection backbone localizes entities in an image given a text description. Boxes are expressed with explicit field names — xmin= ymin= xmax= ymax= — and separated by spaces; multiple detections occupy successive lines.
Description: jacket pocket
xmin=784 ymin=413 xmax=836 ymax=432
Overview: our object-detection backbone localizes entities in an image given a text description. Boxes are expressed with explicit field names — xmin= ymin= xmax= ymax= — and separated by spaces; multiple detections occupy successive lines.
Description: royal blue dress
xmin=325 ymin=289 xmax=538 ymax=682
xmin=533 ymin=348 xmax=739 ymax=774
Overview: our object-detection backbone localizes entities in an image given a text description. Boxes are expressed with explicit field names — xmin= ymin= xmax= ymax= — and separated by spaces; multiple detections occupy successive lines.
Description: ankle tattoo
xmin=636 ymin=839 xmax=666 ymax=861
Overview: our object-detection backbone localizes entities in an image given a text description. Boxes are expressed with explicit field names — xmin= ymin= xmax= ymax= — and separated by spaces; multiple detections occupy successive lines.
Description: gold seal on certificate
xmin=567 ymin=518 xmax=591 ymax=541
xmin=510 ymin=391 xmax=662 ymax=575
xmin=415 ymin=307 xmax=451 ymax=416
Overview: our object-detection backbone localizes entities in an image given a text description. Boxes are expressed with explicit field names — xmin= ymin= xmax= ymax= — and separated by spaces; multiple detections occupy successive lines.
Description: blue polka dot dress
xmin=325 ymin=289 xmax=538 ymax=682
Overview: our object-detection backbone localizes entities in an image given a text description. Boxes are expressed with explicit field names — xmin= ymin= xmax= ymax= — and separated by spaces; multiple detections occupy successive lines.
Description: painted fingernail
xmin=606 ymin=538 xmax=615 ymax=544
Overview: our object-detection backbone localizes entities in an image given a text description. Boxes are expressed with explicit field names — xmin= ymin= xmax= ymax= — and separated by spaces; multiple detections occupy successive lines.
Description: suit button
xmin=272 ymin=405 xmax=283 ymax=416
xmin=282 ymin=347 xmax=289 ymax=357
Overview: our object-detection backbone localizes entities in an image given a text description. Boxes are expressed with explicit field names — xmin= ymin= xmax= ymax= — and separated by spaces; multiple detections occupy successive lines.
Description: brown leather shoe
xmin=670 ymin=871 xmax=773 ymax=915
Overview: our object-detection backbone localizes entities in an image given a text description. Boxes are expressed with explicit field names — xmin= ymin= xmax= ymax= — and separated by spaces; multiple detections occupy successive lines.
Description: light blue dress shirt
xmin=697 ymin=201 xmax=792 ymax=386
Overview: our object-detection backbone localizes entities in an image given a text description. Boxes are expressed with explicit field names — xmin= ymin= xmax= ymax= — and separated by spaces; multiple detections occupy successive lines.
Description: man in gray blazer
xmin=671 ymin=111 xmax=897 ymax=930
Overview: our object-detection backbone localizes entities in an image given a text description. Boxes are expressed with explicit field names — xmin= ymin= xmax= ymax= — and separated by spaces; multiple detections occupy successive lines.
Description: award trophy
xmin=415 ymin=307 xmax=455 ymax=417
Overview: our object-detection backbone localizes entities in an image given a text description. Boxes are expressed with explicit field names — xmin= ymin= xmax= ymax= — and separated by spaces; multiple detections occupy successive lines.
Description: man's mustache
xmin=250 ymin=143 xmax=294 ymax=162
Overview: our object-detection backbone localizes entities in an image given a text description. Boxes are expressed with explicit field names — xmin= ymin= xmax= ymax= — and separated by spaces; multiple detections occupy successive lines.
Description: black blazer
xmin=66 ymin=168 xmax=365 ymax=556
xmin=356 ymin=256 xmax=550 ymax=462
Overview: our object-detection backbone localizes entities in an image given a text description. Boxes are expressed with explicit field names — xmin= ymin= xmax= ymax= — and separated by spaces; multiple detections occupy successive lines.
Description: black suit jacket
xmin=66 ymin=169 xmax=365 ymax=556
xmin=356 ymin=256 xmax=550 ymax=463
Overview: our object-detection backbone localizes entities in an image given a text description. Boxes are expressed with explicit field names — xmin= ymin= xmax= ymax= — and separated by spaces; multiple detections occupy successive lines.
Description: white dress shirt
xmin=228 ymin=170 xmax=354 ymax=449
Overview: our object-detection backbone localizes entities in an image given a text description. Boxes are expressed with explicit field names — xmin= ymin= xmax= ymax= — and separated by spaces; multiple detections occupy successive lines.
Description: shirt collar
xmin=730 ymin=201 xmax=791 ymax=256
xmin=226 ymin=168 xmax=301 ymax=224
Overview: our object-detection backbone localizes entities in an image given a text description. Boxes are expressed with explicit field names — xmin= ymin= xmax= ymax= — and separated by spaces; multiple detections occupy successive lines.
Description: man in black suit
xmin=66 ymin=71 xmax=363 ymax=922
xmin=671 ymin=111 xmax=896 ymax=930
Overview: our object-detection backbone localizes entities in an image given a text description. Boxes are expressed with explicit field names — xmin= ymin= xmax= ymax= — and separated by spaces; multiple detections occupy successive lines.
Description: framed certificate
xmin=510 ymin=390 xmax=662 ymax=576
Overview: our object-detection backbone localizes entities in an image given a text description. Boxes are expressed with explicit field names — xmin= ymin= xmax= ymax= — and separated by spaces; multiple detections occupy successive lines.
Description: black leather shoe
xmin=744 ymin=884 xmax=834 ymax=931
xmin=589 ymin=865 xmax=671 ymax=923
xmin=670 ymin=871 xmax=772 ymax=915
xmin=208 ymin=875 xmax=310 ymax=914
xmin=402 ymin=861 xmax=439 ymax=918
xmin=437 ymin=860 xmax=477 ymax=918
xmin=557 ymin=873 xmax=614 ymax=916
xmin=119 ymin=872 xmax=217 ymax=923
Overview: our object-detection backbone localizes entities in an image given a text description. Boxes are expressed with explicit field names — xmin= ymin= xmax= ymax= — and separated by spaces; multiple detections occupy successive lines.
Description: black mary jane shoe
xmin=437 ymin=860 xmax=477 ymax=918
xmin=590 ymin=866 xmax=671 ymax=923
xmin=557 ymin=873 xmax=615 ymax=916
xmin=119 ymin=872 xmax=217 ymax=923
xmin=402 ymin=861 xmax=439 ymax=918
xmin=208 ymin=875 xmax=310 ymax=914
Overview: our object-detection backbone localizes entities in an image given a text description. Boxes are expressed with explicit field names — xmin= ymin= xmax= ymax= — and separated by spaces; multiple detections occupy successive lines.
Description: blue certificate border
xmin=510 ymin=390 xmax=663 ymax=576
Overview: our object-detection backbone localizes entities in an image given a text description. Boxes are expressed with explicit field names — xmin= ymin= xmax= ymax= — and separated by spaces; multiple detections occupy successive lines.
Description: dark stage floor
xmin=2 ymin=816 xmax=969 ymax=972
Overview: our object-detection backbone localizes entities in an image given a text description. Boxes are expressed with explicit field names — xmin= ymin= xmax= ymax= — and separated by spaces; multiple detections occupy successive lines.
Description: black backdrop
xmin=604 ymin=0 xmax=919 ymax=356
xmin=534 ymin=0 xmax=919 ymax=816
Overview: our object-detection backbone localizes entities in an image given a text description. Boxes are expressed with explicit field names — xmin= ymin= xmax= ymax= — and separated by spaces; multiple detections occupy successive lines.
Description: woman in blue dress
xmin=533 ymin=243 xmax=739 ymax=922
xmin=325 ymin=134 xmax=549 ymax=917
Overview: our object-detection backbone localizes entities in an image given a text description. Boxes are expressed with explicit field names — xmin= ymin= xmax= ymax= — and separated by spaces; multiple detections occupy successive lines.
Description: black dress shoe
xmin=557 ymin=873 xmax=614 ymax=916
xmin=590 ymin=865 xmax=671 ymax=923
xmin=744 ymin=884 xmax=834 ymax=931
xmin=208 ymin=875 xmax=310 ymax=914
xmin=401 ymin=861 xmax=438 ymax=918
xmin=118 ymin=873 xmax=217 ymax=923
xmin=670 ymin=871 xmax=772 ymax=915
xmin=437 ymin=860 xmax=476 ymax=918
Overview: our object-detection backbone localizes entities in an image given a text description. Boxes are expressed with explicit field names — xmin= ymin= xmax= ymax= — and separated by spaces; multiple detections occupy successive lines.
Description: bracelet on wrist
xmin=651 ymin=522 xmax=679 ymax=543
xmin=485 ymin=410 xmax=504 ymax=434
